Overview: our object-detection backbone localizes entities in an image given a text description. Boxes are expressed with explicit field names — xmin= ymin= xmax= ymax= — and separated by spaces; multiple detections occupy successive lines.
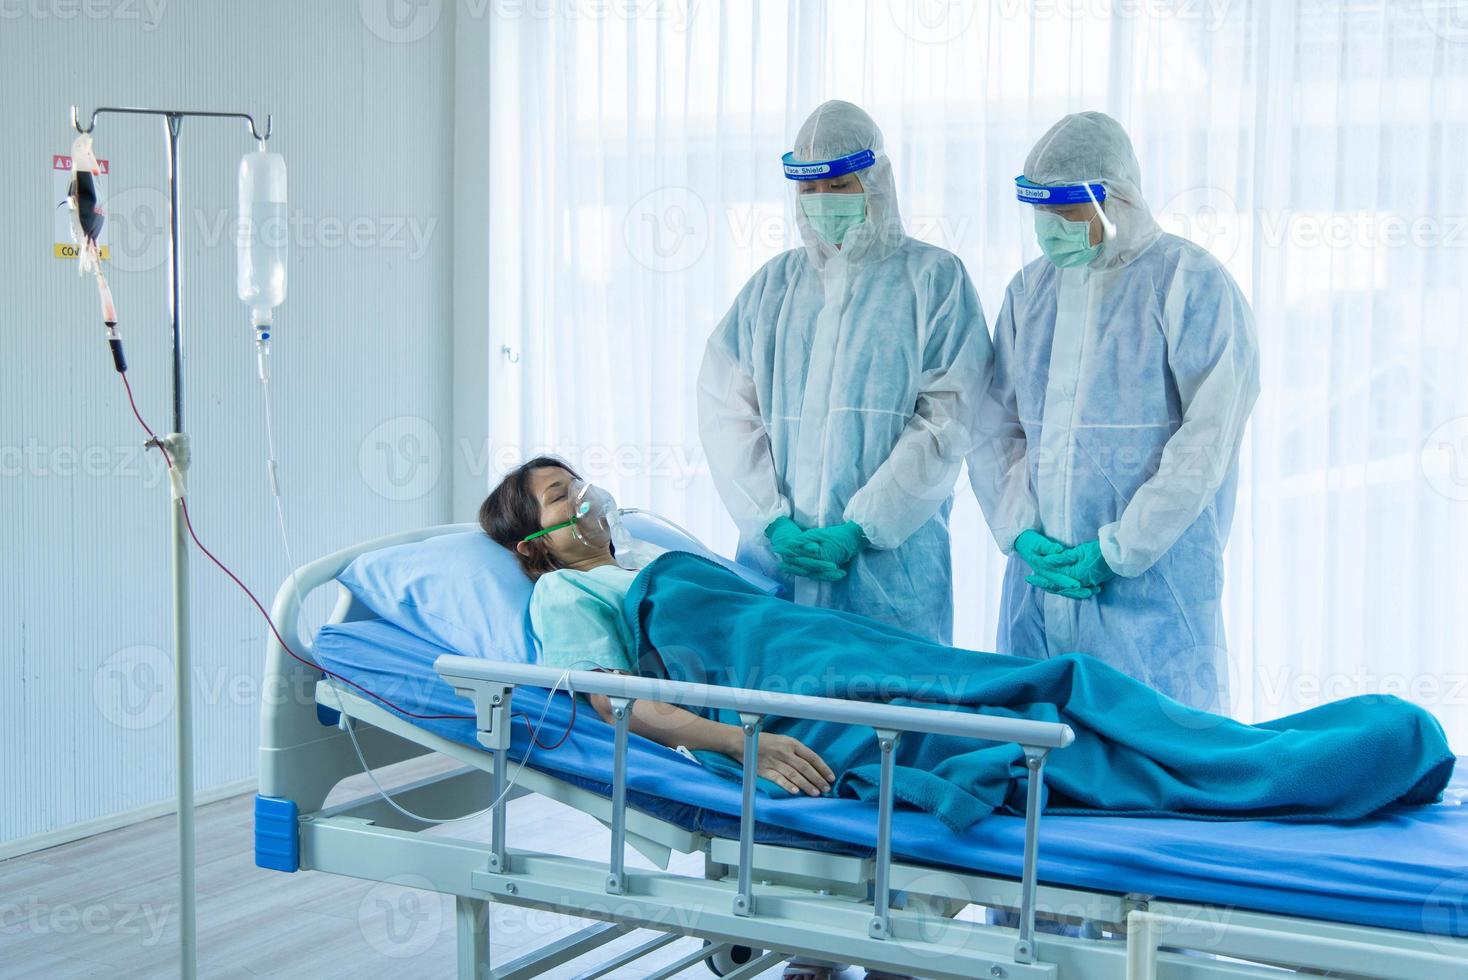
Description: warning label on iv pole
xmin=54 ymin=152 xmax=111 ymax=260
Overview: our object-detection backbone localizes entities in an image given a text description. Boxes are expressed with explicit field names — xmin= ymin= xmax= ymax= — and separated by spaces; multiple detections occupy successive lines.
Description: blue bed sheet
xmin=313 ymin=618 xmax=1468 ymax=938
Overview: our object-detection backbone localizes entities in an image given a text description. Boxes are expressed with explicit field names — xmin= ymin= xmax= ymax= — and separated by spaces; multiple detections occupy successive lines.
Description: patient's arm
xmin=587 ymin=692 xmax=835 ymax=797
xmin=530 ymin=573 xmax=834 ymax=795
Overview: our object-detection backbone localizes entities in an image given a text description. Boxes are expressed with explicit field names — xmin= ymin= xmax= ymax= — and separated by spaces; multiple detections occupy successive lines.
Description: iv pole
xmin=70 ymin=105 xmax=272 ymax=980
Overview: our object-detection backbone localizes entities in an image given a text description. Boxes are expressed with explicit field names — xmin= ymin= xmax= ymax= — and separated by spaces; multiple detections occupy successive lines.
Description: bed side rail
xmin=435 ymin=656 xmax=1074 ymax=967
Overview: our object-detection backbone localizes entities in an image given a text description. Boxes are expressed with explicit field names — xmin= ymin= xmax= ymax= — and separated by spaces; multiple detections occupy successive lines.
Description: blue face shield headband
xmin=1014 ymin=175 xmax=1108 ymax=206
xmin=782 ymin=148 xmax=877 ymax=181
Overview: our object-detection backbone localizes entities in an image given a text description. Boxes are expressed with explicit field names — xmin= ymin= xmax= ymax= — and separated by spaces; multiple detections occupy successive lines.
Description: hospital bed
xmin=257 ymin=523 xmax=1468 ymax=979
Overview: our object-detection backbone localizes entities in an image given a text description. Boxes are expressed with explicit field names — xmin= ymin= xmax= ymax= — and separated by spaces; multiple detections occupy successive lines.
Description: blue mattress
xmin=313 ymin=618 xmax=1468 ymax=938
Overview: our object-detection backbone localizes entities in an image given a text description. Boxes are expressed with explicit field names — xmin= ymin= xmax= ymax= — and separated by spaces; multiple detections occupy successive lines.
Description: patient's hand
xmin=595 ymin=696 xmax=836 ymax=797
xmin=750 ymin=734 xmax=836 ymax=797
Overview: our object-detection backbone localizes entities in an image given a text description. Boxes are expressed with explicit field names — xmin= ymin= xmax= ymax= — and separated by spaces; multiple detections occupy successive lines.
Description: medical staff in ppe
xmin=699 ymin=100 xmax=991 ymax=645
xmin=970 ymin=112 xmax=1259 ymax=712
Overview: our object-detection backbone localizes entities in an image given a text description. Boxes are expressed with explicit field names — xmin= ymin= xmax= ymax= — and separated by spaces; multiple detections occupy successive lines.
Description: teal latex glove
xmin=1014 ymin=529 xmax=1066 ymax=569
xmin=780 ymin=554 xmax=847 ymax=582
xmin=768 ymin=517 xmax=849 ymax=580
xmin=1026 ymin=569 xmax=1101 ymax=600
xmin=765 ymin=516 xmax=809 ymax=560
xmin=1041 ymin=539 xmax=1116 ymax=588
xmin=1017 ymin=529 xmax=1102 ymax=599
xmin=793 ymin=521 xmax=868 ymax=568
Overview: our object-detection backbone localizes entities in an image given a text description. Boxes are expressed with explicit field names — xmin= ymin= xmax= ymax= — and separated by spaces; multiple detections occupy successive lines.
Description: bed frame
xmin=256 ymin=523 xmax=1468 ymax=979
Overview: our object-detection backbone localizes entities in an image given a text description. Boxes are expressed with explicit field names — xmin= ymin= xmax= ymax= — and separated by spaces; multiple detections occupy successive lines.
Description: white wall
xmin=0 ymin=1 xmax=462 ymax=851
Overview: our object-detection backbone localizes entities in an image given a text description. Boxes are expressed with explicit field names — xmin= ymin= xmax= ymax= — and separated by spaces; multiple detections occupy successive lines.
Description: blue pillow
xmin=337 ymin=531 xmax=535 ymax=663
xmin=337 ymin=522 xmax=780 ymax=662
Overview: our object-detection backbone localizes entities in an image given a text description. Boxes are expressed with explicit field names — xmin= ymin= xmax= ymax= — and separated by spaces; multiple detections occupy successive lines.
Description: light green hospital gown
xmin=529 ymin=564 xmax=640 ymax=673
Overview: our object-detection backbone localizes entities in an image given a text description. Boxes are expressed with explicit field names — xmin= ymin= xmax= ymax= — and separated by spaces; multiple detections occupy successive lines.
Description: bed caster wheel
xmin=706 ymin=940 xmax=761 ymax=976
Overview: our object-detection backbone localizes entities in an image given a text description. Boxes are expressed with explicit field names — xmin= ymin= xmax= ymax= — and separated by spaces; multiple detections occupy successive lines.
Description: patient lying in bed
xmin=481 ymin=455 xmax=839 ymax=799
xmin=482 ymin=457 xmax=1455 ymax=842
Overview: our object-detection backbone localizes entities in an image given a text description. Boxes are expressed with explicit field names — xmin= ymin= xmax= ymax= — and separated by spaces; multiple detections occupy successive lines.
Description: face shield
xmin=1016 ymin=175 xmax=1115 ymax=284
xmin=784 ymin=147 xmax=875 ymax=249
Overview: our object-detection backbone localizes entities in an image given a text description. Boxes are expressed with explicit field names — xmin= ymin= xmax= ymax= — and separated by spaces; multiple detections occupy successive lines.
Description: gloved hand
xmin=1026 ymin=569 xmax=1101 ymax=600
xmin=1042 ymin=539 xmax=1116 ymax=588
xmin=1017 ymin=530 xmax=1104 ymax=600
xmin=1014 ymin=529 xmax=1066 ymax=568
xmin=780 ymin=554 xmax=847 ymax=582
xmin=792 ymin=521 xmax=868 ymax=568
xmin=765 ymin=516 xmax=809 ymax=559
xmin=767 ymin=516 xmax=847 ymax=581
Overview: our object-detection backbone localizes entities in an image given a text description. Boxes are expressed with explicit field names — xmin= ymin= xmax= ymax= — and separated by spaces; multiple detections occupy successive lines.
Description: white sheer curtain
xmin=486 ymin=1 xmax=1468 ymax=746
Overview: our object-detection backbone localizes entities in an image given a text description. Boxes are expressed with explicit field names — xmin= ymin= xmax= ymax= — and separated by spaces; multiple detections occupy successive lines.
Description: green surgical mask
xmin=800 ymin=192 xmax=867 ymax=246
xmin=1034 ymin=210 xmax=1102 ymax=268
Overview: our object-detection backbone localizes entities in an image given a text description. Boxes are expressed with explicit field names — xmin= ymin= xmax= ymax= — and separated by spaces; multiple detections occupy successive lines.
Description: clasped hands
xmin=765 ymin=516 xmax=867 ymax=582
xmin=1014 ymin=529 xmax=1115 ymax=600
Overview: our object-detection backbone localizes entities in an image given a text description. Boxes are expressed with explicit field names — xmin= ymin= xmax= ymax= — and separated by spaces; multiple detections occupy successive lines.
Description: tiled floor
xmin=0 ymin=755 xmax=876 ymax=979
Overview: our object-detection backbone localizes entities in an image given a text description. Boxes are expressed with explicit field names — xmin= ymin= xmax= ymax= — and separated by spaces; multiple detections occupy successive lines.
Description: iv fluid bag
xmin=238 ymin=151 xmax=287 ymax=327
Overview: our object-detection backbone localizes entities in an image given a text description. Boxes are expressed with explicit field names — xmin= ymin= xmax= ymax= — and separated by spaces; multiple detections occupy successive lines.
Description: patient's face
xmin=526 ymin=466 xmax=608 ymax=562
xmin=529 ymin=466 xmax=575 ymax=527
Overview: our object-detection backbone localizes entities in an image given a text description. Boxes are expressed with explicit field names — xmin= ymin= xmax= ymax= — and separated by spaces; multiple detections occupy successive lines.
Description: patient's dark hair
xmin=480 ymin=456 xmax=582 ymax=581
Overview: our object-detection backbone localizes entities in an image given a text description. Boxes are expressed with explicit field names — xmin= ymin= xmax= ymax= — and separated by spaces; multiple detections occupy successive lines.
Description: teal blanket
xmin=624 ymin=552 xmax=1455 ymax=833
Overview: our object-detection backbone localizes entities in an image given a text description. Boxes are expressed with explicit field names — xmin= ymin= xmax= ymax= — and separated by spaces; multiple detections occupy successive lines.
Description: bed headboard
xmin=257 ymin=522 xmax=476 ymax=810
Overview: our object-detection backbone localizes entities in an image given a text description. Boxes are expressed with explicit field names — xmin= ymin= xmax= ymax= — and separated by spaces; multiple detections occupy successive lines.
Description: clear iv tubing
xmin=619 ymin=508 xmax=711 ymax=552
xmin=328 ymin=663 xmax=569 ymax=825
